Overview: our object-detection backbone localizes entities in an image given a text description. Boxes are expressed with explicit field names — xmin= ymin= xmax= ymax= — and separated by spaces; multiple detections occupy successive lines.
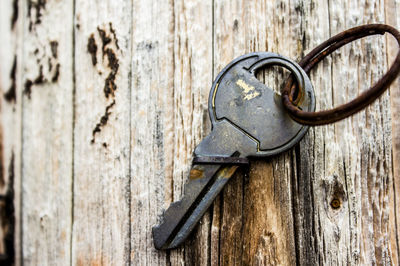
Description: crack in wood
xmin=50 ymin=41 xmax=58 ymax=59
xmin=11 ymin=0 xmax=18 ymax=30
xmin=0 ymin=152 xmax=15 ymax=265
xmin=4 ymin=56 xmax=17 ymax=103
xmin=27 ymin=0 xmax=47 ymax=32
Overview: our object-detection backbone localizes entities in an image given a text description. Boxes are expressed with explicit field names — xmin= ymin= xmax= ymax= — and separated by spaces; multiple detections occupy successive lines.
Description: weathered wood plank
xmin=0 ymin=0 xmax=22 ymax=265
xmin=386 ymin=0 xmax=400 ymax=265
xmin=0 ymin=0 xmax=397 ymax=265
xmin=72 ymin=1 xmax=132 ymax=265
xmin=130 ymin=0 xmax=213 ymax=265
xmin=296 ymin=0 xmax=393 ymax=264
xmin=212 ymin=1 xmax=304 ymax=265
xmin=20 ymin=0 xmax=74 ymax=264
xmin=172 ymin=1 xmax=213 ymax=265
xmin=129 ymin=1 xmax=174 ymax=264
xmin=211 ymin=0 xmax=397 ymax=265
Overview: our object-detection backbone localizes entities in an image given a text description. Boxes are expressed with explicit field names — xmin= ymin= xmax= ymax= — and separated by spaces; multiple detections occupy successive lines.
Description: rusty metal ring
xmin=282 ymin=24 xmax=400 ymax=125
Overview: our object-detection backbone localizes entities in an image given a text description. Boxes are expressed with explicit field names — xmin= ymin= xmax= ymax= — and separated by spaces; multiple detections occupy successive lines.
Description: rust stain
xmin=189 ymin=168 xmax=205 ymax=180
xmin=189 ymin=164 xmax=239 ymax=180
xmin=218 ymin=165 xmax=239 ymax=179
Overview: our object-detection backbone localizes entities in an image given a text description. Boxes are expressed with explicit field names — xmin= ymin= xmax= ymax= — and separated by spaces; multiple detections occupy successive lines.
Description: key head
xmin=206 ymin=52 xmax=315 ymax=157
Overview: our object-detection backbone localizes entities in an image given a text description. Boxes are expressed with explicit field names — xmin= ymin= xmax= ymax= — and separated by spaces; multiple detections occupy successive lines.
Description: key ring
xmin=282 ymin=24 xmax=400 ymax=125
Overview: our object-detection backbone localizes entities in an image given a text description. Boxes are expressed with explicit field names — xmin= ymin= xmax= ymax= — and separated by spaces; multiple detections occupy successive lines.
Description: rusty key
xmin=152 ymin=52 xmax=315 ymax=250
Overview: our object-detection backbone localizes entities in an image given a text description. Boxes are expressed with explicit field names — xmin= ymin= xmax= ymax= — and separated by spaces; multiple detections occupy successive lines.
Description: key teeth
xmin=153 ymin=176 xmax=197 ymax=227
xmin=152 ymin=164 xmax=214 ymax=250
xmin=152 ymin=216 xmax=167 ymax=250
xmin=153 ymin=198 xmax=184 ymax=224
xmin=152 ymin=198 xmax=185 ymax=250
xmin=152 ymin=225 xmax=165 ymax=250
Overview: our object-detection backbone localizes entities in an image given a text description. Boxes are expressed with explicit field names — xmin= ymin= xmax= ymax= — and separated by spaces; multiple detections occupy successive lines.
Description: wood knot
xmin=321 ymin=174 xmax=347 ymax=214
xmin=330 ymin=198 xmax=341 ymax=209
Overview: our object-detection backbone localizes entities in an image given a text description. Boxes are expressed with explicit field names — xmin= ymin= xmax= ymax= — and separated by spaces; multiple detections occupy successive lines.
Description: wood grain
xmin=297 ymin=0 xmax=393 ymax=264
xmin=212 ymin=1 xmax=305 ymax=265
xmin=20 ymin=0 xmax=74 ymax=264
xmin=129 ymin=0 xmax=174 ymax=264
xmin=72 ymin=1 xmax=132 ymax=265
xmin=172 ymin=1 xmax=213 ymax=265
xmin=130 ymin=0 xmax=212 ymax=265
xmin=0 ymin=0 xmax=22 ymax=265
xmin=0 ymin=0 xmax=399 ymax=265
xmin=385 ymin=0 xmax=400 ymax=265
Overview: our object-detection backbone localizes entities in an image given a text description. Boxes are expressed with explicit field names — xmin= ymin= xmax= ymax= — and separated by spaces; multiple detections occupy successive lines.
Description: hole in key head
xmin=255 ymin=65 xmax=292 ymax=95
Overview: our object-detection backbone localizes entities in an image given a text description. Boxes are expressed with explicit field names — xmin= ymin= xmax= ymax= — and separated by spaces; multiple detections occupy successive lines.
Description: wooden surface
xmin=0 ymin=0 xmax=399 ymax=265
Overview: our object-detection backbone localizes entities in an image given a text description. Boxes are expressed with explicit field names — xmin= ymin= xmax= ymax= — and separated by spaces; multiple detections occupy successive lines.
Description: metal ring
xmin=282 ymin=24 xmax=400 ymax=125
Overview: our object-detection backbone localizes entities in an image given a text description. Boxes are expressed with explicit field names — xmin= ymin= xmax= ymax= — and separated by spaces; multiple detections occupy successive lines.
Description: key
xmin=152 ymin=52 xmax=315 ymax=250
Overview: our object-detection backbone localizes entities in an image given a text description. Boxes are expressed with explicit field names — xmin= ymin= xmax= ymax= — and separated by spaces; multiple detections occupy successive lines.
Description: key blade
xmin=152 ymin=164 xmax=220 ymax=250
xmin=168 ymin=165 xmax=238 ymax=248
xmin=153 ymin=120 xmax=258 ymax=250
xmin=153 ymin=164 xmax=238 ymax=250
